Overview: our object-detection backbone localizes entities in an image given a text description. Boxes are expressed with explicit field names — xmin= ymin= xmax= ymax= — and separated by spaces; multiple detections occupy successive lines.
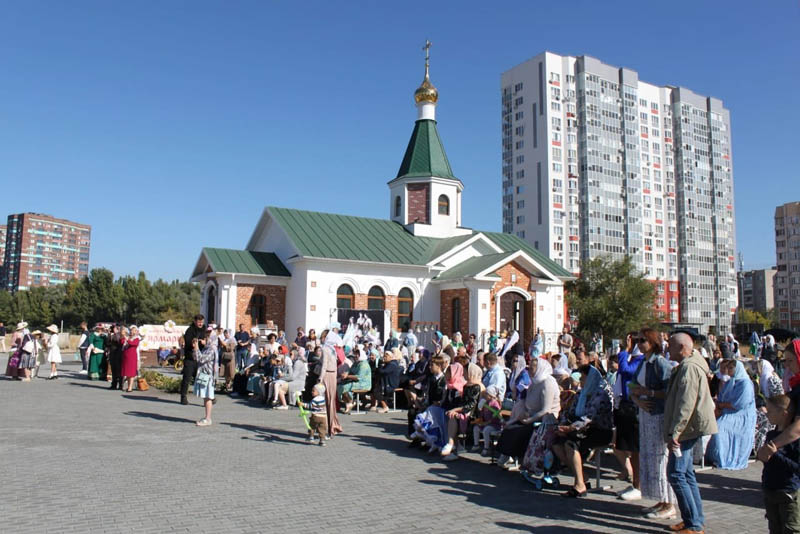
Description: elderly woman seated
xmin=440 ymin=362 xmax=484 ymax=461
xmin=264 ymin=351 xmax=293 ymax=405
xmin=337 ymin=346 xmax=372 ymax=414
xmin=551 ymin=364 xmax=614 ymax=497
xmin=706 ymin=359 xmax=756 ymax=469
xmin=496 ymin=358 xmax=560 ymax=470
xmin=271 ymin=348 xmax=309 ymax=409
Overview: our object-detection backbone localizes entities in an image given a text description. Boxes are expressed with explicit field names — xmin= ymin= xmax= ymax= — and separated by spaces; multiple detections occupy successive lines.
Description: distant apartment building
xmin=501 ymin=52 xmax=736 ymax=334
xmin=1 ymin=213 xmax=91 ymax=291
xmin=0 ymin=224 xmax=6 ymax=282
xmin=775 ymin=201 xmax=800 ymax=329
xmin=737 ymin=268 xmax=776 ymax=313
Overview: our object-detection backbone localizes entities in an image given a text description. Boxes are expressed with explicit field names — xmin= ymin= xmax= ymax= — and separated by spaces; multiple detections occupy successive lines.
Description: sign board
xmin=138 ymin=324 xmax=188 ymax=351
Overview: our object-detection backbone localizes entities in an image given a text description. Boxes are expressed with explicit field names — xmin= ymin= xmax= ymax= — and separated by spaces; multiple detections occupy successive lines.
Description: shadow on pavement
xmin=221 ymin=422 xmax=312 ymax=446
xmin=121 ymin=394 xmax=175 ymax=404
xmin=123 ymin=410 xmax=196 ymax=423
xmin=349 ymin=421 xmax=669 ymax=534
xmin=68 ymin=381 xmax=115 ymax=389
xmin=697 ymin=469 xmax=762 ymax=509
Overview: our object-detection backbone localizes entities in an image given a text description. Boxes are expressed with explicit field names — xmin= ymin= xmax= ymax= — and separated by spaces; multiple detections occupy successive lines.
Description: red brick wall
xmin=386 ymin=295 xmax=399 ymax=331
xmin=236 ymin=284 xmax=286 ymax=331
xmin=407 ymin=183 xmax=430 ymax=224
xmin=489 ymin=262 xmax=533 ymax=329
xmin=440 ymin=288 xmax=469 ymax=337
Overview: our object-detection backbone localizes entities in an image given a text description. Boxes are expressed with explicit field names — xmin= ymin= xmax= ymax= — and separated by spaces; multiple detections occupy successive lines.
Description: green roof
xmin=434 ymin=253 xmax=511 ymax=281
xmin=267 ymin=207 xmax=574 ymax=280
xmin=481 ymin=231 xmax=574 ymax=278
xmin=268 ymin=206 xmax=471 ymax=265
xmin=203 ymin=247 xmax=290 ymax=277
xmin=395 ymin=119 xmax=457 ymax=180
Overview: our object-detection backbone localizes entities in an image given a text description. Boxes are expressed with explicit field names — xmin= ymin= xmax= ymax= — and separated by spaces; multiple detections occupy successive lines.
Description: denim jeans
xmin=667 ymin=436 xmax=704 ymax=530
xmin=235 ymin=348 xmax=248 ymax=371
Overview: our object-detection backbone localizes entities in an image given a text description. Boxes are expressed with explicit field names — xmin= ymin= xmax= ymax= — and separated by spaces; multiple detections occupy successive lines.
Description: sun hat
xmin=31 ymin=330 xmax=42 ymax=335
xmin=46 ymin=324 xmax=59 ymax=334
xmin=16 ymin=321 xmax=28 ymax=331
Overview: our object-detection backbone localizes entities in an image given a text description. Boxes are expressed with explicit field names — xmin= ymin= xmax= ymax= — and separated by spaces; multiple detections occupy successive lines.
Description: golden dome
xmin=414 ymin=71 xmax=438 ymax=104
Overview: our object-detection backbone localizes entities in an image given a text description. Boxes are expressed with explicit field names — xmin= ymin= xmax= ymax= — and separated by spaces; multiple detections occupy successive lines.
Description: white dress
xmin=46 ymin=333 xmax=62 ymax=363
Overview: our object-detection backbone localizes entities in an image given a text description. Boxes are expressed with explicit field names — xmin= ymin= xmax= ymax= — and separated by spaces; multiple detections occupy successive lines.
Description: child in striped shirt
xmin=304 ymin=384 xmax=328 ymax=446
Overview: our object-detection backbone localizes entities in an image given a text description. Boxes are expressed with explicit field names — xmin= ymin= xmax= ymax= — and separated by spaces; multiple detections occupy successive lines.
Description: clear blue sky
xmin=1 ymin=1 xmax=797 ymax=281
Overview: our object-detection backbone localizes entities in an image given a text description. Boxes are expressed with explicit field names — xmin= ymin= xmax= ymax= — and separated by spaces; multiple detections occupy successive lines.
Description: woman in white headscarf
xmin=754 ymin=359 xmax=784 ymax=451
xmin=521 ymin=358 xmax=562 ymax=477
xmin=496 ymin=357 xmax=560 ymax=470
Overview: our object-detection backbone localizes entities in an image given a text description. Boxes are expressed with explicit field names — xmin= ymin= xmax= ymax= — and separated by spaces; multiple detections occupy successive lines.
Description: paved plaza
xmin=1 ymin=363 xmax=767 ymax=533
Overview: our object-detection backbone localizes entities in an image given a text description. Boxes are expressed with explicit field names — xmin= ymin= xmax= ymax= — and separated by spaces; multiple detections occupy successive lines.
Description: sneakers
xmin=275 ymin=405 xmax=289 ymax=410
xmin=481 ymin=449 xmax=490 ymax=457
xmin=506 ymin=462 xmax=521 ymax=472
xmin=469 ymin=445 xmax=482 ymax=453
xmin=645 ymin=507 xmax=676 ymax=520
xmin=79 ymin=370 xmax=88 ymax=375
xmin=440 ymin=443 xmax=454 ymax=456
xmin=497 ymin=454 xmax=510 ymax=466
xmin=306 ymin=435 xmax=315 ymax=443
xmin=319 ymin=440 xmax=326 ymax=447
xmin=196 ymin=418 xmax=212 ymax=426
xmin=442 ymin=453 xmax=459 ymax=462
xmin=618 ymin=487 xmax=642 ymax=501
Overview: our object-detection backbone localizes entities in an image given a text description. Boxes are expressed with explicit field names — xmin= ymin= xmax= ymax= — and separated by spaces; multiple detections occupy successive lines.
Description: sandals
xmin=562 ymin=486 xmax=588 ymax=498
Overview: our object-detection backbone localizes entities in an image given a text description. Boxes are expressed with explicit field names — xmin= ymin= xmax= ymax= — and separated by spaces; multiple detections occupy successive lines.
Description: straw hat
xmin=46 ymin=324 xmax=59 ymax=334
xmin=15 ymin=321 xmax=28 ymax=331
xmin=31 ymin=330 xmax=42 ymax=336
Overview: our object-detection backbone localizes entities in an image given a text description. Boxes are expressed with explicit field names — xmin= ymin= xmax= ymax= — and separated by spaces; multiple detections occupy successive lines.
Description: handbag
xmin=195 ymin=371 xmax=212 ymax=388
xmin=137 ymin=377 xmax=150 ymax=391
xmin=21 ymin=340 xmax=34 ymax=354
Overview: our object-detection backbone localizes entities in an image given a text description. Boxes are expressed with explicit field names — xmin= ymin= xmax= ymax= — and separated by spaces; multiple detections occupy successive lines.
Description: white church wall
xmin=532 ymin=282 xmax=565 ymax=340
xmin=436 ymin=238 xmax=502 ymax=270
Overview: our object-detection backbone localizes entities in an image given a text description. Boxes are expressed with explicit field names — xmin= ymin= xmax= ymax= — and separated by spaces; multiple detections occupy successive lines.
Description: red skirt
xmin=121 ymin=348 xmax=138 ymax=377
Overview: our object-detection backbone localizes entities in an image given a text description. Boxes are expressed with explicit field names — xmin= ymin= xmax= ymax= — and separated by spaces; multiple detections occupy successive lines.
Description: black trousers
xmin=109 ymin=353 xmax=123 ymax=389
xmin=181 ymin=359 xmax=197 ymax=398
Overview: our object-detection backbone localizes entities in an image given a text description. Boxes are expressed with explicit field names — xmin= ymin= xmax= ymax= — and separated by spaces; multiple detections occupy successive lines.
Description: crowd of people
xmin=5 ymin=312 xmax=800 ymax=534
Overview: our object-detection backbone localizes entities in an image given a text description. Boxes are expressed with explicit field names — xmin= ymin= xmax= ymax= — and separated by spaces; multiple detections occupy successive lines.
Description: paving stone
xmin=0 ymin=364 xmax=767 ymax=532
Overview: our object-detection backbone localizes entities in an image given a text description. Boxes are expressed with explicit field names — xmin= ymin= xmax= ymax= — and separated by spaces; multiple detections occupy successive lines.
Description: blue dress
xmin=706 ymin=361 xmax=756 ymax=470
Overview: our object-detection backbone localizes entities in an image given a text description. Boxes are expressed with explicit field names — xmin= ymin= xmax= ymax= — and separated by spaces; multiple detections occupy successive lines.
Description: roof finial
xmin=423 ymin=39 xmax=431 ymax=79
xmin=414 ymin=39 xmax=438 ymax=107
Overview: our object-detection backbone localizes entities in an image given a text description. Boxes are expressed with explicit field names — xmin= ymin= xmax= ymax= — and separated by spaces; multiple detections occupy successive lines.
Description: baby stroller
xmin=520 ymin=421 xmax=561 ymax=490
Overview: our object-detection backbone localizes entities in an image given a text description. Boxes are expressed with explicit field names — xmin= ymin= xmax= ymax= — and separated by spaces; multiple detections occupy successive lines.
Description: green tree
xmin=566 ymin=256 xmax=660 ymax=341
xmin=736 ymin=308 xmax=771 ymax=330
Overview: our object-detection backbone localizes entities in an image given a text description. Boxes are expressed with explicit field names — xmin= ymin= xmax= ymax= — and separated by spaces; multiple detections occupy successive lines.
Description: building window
xmin=452 ymin=297 xmax=461 ymax=333
xmin=249 ymin=294 xmax=266 ymax=325
xmin=438 ymin=195 xmax=450 ymax=215
xmin=368 ymin=286 xmax=385 ymax=310
xmin=336 ymin=284 xmax=354 ymax=309
xmin=394 ymin=196 xmax=401 ymax=217
xmin=397 ymin=288 xmax=413 ymax=329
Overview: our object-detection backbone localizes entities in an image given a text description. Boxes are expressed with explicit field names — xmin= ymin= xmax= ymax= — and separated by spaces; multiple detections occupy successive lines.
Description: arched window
xmin=452 ymin=297 xmax=461 ymax=333
xmin=394 ymin=196 xmax=402 ymax=217
xmin=249 ymin=294 xmax=266 ymax=325
xmin=336 ymin=284 xmax=354 ymax=309
xmin=206 ymin=285 xmax=217 ymax=324
xmin=398 ymin=287 xmax=414 ymax=329
xmin=438 ymin=194 xmax=450 ymax=215
xmin=368 ymin=285 xmax=385 ymax=310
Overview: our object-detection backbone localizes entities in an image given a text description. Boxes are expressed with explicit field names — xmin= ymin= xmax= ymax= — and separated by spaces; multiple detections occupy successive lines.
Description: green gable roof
xmin=267 ymin=207 xmax=574 ymax=280
xmin=395 ymin=119 xmax=457 ymax=180
xmin=203 ymin=248 xmax=290 ymax=277
xmin=481 ymin=231 xmax=574 ymax=279
xmin=268 ymin=206 xmax=471 ymax=265
xmin=434 ymin=253 xmax=510 ymax=281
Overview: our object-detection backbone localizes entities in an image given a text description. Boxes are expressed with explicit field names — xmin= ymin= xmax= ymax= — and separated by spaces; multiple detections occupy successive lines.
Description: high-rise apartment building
xmin=737 ymin=268 xmax=776 ymax=313
xmin=1 ymin=213 xmax=91 ymax=291
xmin=775 ymin=201 xmax=800 ymax=329
xmin=0 ymin=224 xmax=6 ymax=282
xmin=501 ymin=52 xmax=736 ymax=334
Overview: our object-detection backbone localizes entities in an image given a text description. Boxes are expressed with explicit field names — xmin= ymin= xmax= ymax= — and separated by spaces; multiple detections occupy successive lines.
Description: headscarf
xmin=530 ymin=333 xmax=544 ymax=358
xmin=440 ymin=335 xmax=451 ymax=350
xmin=357 ymin=349 xmax=368 ymax=362
xmin=719 ymin=360 xmax=749 ymax=405
xmin=510 ymin=354 xmax=527 ymax=385
xmin=500 ymin=330 xmax=519 ymax=359
xmin=446 ymin=361 xmax=466 ymax=394
xmin=296 ymin=347 xmax=307 ymax=362
xmin=758 ymin=360 xmax=775 ymax=399
xmin=788 ymin=340 xmax=800 ymax=390
xmin=466 ymin=363 xmax=483 ymax=387
xmin=766 ymin=335 xmax=776 ymax=349
xmin=531 ymin=358 xmax=553 ymax=384
xmin=575 ymin=365 xmax=602 ymax=418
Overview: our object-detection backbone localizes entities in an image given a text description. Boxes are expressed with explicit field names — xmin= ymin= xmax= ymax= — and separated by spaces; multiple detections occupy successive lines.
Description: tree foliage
xmin=0 ymin=269 xmax=201 ymax=332
xmin=566 ymin=256 xmax=660 ymax=341
xmin=736 ymin=308 xmax=773 ymax=330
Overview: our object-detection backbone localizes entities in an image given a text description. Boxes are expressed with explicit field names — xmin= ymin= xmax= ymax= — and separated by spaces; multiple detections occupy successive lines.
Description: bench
xmin=350 ymin=389 xmax=371 ymax=415
xmin=388 ymin=388 xmax=404 ymax=413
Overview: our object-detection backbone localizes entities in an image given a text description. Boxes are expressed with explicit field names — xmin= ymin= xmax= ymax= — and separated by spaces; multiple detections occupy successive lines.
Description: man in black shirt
xmin=180 ymin=314 xmax=206 ymax=405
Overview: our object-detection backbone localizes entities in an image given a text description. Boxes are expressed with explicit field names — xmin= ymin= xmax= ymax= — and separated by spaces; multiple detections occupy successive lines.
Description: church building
xmin=191 ymin=49 xmax=574 ymax=349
